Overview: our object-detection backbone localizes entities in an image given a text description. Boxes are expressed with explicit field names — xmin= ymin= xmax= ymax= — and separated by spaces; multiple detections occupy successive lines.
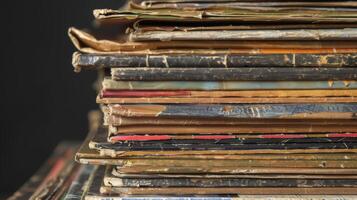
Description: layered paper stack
xmin=7 ymin=142 xmax=82 ymax=200
xmin=42 ymin=0 xmax=357 ymax=199
xmin=7 ymin=111 xmax=102 ymax=200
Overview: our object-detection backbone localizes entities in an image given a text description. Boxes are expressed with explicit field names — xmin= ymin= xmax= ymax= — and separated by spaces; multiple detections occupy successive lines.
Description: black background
xmin=0 ymin=1 xmax=124 ymax=198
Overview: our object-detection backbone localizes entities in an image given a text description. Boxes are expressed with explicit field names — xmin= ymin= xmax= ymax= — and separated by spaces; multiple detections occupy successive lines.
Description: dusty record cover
xmin=99 ymin=89 xmax=357 ymax=104
xmin=104 ymin=168 xmax=357 ymax=188
xmin=129 ymin=28 xmax=357 ymax=41
xmin=102 ymin=78 xmax=357 ymax=91
xmin=68 ymin=27 xmax=357 ymax=54
xmin=93 ymin=7 xmax=357 ymax=23
xmin=73 ymin=52 xmax=357 ymax=71
xmin=100 ymin=90 xmax=357 ymax=98
xmin=130 ymin=0 xmax=357 ymax=11
xmin=104 ymin=115 xmax=357 ymax=126
xmin=108 ymin=124 xmax=357 ymax=134
xmin=109 ymin=67 xmax=357 ymax=81
xmin=8 ymin=142 xmax=80 ymax=200
xmin=107 ymin=103 xmax=357 ymax=119
xmin=84 ymin=166 xmax=357 ymax=199
xmin=63 ymin=165 xmax=96 ymax=200
xmin=76 ymin=127 xmax=357 ymax=165
xmin=99 ymin=96 xmax=357 ymax=104
xmin=109 ymin=133 xmax=357 ymax=142
xmin=88 ymin=126 xmax=357 ymax=160
xmin=8 ymin=142 xmax=79 ymax=200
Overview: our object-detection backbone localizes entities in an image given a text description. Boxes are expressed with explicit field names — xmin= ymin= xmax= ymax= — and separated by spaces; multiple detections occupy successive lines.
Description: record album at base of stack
xmin=9 ymin=0 xmax=357 ymax=199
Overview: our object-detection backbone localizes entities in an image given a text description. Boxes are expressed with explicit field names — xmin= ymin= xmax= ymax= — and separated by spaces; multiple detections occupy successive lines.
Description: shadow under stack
xmin=71 ymin=0 xmax=357 ymax=199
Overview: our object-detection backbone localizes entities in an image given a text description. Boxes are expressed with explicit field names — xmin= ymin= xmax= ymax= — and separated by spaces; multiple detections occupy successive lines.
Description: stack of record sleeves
xmin=70 ymin=0 xmax=357 ymax=198
xmin=7 ymin=142 xmax=81 ymax=200
xmin=11 ymin=0 xmax=357 ymax=199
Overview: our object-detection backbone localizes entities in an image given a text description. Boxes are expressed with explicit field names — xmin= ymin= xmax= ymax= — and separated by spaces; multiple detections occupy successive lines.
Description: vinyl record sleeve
xmin=77 ymin=127 xmax=357 ymax=161
xmin=99 ymin=96 xmax=357 ymax=104
xmin=104 ymin=169 xmax=357 ymax=188
xmin=91 ymin=128 xmax=357 ymax=152
xmin=110 ymin=168 xmax=357 ymax=180
xmin=68 ymin=27 xmax=357 ymax=55
xmin=115 ymin=158 xmax=357 ymax=168
xmin=101 ymin=90 xmax=357 ymax=98
xmin=100 ymin=186 xmax=356 ymax=195
xmin=8 ymin=142 xmax=80 ymax=200
xmin=99 ymin=89 xmax=357 ymax=104
xmin=104 ymin=115 xmax=357 ymax=126
xmin=90 ymin=127 xmax=357 ymax=157
xmin=114 ymin=164 xmax=357 ymax=175
xmin=133 ymin=21 xmax=357 ymax=33
xmin=74 ymin=52 xmax=357 ymax=70
xmin=109 ymin=133 xmax=357 ymax=142
xmin=64 ymin=165 xmax=96 ymax=200
xmin=130 ymin=0 xmax=357 ymax=10
xmin=109 ymin=124 xmax=357 ymax=134
xmin=107 ymin=103 xmax=357 ymax=119
xmin=110 ymin=67 xmax=357 ymax=81
xmin=102 ymin=79 xmax=357 ymax=91
xmin=86 ymin=166 xmax=357 ymax=199
xmin=101 ymin=185 xmax=357 ymax=195
xmin=26 ymin=142 xmax=80 ymax=200
xmin=93 ymin=8 xmax=357 ymax=23
xmin=130 ymin=28 xmax=357 ymax=42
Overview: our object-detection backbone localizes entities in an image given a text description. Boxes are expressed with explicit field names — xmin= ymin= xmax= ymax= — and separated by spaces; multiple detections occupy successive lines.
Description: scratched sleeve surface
xmin=89 ymin=130 xmax=357 ymax=151
xmin=111 ymin=67 xmax=357 ymax=81
xmin=108 ymin=103 xmax=357 ymax=119
xmin=102 ymin=78 xmax=357 ymax=90
xmin=73 ymin=53 xmax=357 ymax=70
